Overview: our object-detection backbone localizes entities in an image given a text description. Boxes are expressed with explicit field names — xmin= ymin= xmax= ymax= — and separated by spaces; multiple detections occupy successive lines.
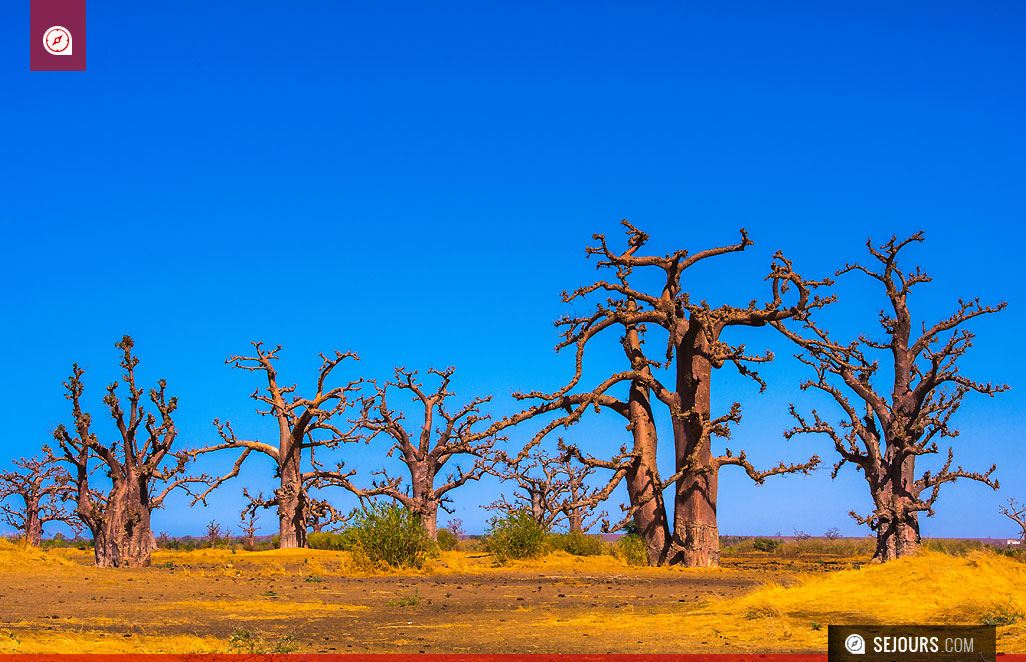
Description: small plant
xmin=485 ymin=509 xmax=546 ymax=563
xmin=304 ymin=575 xmax=326 ymax=583
xmin=389 ymin=589 xmax=421 ymax=607
xmin=615 ymin=524 xmax=649 ymax=566
xmin=980 ymin=602 xmax=1023 ymax=626
xmin=547 ymin=531 xmax=605 ymax=556
xmin=258 ymin=590 xmax=279 ymax=598
xmin=227 ymin=627 xmax=299 ymax=654
xmin=154 ymin=560 xmax=176 ymax=570
xmin=753 ymin=537 xmax=780 ymax=552
xmin=824 ymin=527 xmax=842 ymax=541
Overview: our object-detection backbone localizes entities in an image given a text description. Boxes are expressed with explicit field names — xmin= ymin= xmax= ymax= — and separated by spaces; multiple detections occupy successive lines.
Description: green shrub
xmin=227 ymin=627 xmax=299 ymax=654
xmin=436 ymin=528 xmax=458 ymax=551
xmin=307 ymin=531 xmax=346 ymax=550
xmin=547 ymin=531 xmax=606 ymax=556
xmin=337 ymin=503 xmax=433 ymax=569
xmin=485 ymin=509 xmax=546 ymax=563
xmin=615 ymin=533 xmax=649 ymax=566
xmin=753 ymin=537 xmax=780 ymax=552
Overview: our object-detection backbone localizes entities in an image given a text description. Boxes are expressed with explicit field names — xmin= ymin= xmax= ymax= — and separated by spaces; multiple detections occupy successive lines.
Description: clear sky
xmin=1 ymin=1 xmax=1022 ymax=538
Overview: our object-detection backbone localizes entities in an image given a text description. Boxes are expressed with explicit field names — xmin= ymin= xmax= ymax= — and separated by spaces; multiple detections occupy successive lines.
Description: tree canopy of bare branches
xmin=0 ymin=450 xmax=81 ymax=545
xmin=774 ymin=233 xmax=1006 ymax=562
xmin=182 ymin=342 xmax=362 ymax=548
xmin=487 ymin=445 xmax=607 ymax=533
xmin=324 ymin=367 xmax=500 ymax=540
xmin=50 ymin=336 xmax=203 ymax=567
xmin=1000 ymin=499 xmax=1026 ymax=542
xmin=510 ymin=221 xmax=827 ymax=566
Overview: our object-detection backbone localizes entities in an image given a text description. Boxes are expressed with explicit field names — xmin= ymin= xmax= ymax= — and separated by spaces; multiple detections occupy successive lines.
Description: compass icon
xmin=44 ymin=26 xmax=72 ymax=55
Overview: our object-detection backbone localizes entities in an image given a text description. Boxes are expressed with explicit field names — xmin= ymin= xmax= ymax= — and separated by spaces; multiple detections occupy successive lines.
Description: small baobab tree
xmin=999 ymin=499 xmax=1026 ymax=543
xmin=51 ymin=336 xmax=204 ymax=567
xmin=515 ymin=222 xmax=826 ymax=566
xmin=0 ymin=450 xmax=81 ymax=545
xmin=183 ymin=343 xmax=363 ymax=549
xmin=239 ymin=504 xmax=260 ymax=549
xmin=205 ymin=520 xmax=224 ymax=548
xmin=487 ymin=446 xmax=607 ymax=532
xmin=774 ymin=233 xmax=1006 ymax=562
xmin=327 ymin=367 xmax=501 ymax=540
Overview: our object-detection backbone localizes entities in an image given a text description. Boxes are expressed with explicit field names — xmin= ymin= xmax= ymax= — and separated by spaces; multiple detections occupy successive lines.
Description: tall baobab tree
xmin=515 ymin=222 xmax=826 ymax=566
xmin=326 ymin=367 xmax=500 ymax=540
xmin=487 ymin=447 xmax=607 ymax=532
xmin=51 ymin=336 xmax=203 ymax=567
xmin=774 ymin=233 xmax=1006 ymax=562
xmin=1000 ymin=499 xmax=1026 ymax=542
xmin=0 ymin=451 xmax=81 ymax=545
xmin=185 ymin=343 xmax=363 ymax=548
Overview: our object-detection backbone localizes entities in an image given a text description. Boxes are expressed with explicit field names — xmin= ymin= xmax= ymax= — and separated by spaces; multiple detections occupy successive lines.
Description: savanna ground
xmin=2 ymin=540 xmax=1025 ymax=654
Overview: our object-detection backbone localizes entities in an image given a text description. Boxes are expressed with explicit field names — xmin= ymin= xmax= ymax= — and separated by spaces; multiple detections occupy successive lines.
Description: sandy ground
xmin=0 ymin=548 xmax=859 ymax=654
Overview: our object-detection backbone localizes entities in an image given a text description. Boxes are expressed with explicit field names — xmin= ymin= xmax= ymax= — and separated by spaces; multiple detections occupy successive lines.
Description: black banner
xmin=828 ymin=625 xmax=995 ymax=662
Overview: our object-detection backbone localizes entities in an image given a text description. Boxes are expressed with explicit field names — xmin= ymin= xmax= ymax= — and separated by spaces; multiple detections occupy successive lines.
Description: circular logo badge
xmin=845 ymin=633 xmax=867 ymax=655
xmin=44 ymin=26 xmax=72 ymax=55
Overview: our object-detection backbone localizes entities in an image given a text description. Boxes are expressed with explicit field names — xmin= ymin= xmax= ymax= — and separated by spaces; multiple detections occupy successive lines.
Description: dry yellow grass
xmin=0 ymin=539 xmax=77 ymax=573
xmin=158 ymin=599 xmax=368 ymax=617
xmin=0 ymin=630 xmax=226 ymax=654
xmin=532 ymin=550 xmax=1026 ymax=652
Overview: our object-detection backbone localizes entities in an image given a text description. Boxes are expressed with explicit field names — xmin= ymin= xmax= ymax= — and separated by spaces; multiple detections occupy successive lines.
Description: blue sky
xmin=0 ymin=1 xmax=1022 ymax=538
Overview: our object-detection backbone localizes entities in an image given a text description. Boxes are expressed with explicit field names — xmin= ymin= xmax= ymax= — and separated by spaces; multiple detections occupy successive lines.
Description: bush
xmin=547 ymin=531 xmax=606 ymax=556
xmin=436 ymin=528 xmax=458 ymax=551
xmin=753 ymin=537 xmax=780 ymax=552
xmin=615 ymin=532 xmax=649 ymax=566
xmin=485 ymin=509 xmax=546 ymax=563
xmin=337 ymin=503 xmax=433 ymax=569
xmin=307 ymin=531 xmax=346 ymax=550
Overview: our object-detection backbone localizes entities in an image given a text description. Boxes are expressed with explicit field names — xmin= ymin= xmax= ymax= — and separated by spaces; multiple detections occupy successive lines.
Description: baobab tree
xmin=1000 ymin=499 xmax=1026 ymax=542
xmin=774 ymin=233 xmax=1006 ymax=562
xmin=51 ymin=336 xmax=204 ymax=567
xmin=487 ymin=446 xmax=607 ymax=532
xmin=0 ymin=450 xmax=81 ymax=545
xmin=206 ymin=520 xmax=224 ymax=548
xmin=185 ymin=343 xmax=363 ymax=548
xmin=326 ymin=367 xmax=501 ymax=540
xmin=239 ymin=506 xmax=259 ymax=549
xmin=514 ymin=222 xmax=826 ymax=566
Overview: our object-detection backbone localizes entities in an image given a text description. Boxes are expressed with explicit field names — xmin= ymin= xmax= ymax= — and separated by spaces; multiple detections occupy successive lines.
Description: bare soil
xmin=0 ymin=549 xmax=861 ymax=653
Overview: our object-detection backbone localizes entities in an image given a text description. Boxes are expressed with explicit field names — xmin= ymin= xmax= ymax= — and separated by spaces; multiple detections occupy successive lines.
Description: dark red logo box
xmin=30 ymin=0 xmax=86 ymax=71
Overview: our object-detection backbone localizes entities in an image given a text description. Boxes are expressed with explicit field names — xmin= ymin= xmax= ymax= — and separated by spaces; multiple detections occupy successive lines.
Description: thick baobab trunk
xmin=870 ymin=452 xmax=922 ymax=562
xmin=409 ymin=466 xmax=440 ymax=540
xmin=277 ymin=450 xmax=307 ymax=549
xmin=873 ymin=505 xmax=922 ymax=562
xmin=625 ymin=380 xmax=672 ymax=565
xmin=529 ymin=489 xmax=546 ymax=526
xmin=24 ymin=505 xmax=43 ymax=546
xmin=94 ymin=476 xmax=156 ymax=568
xmin=419 ymin=501 xmax=439 ymax=540
xmin=670 ymin=323 xmax=720 ymax=568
